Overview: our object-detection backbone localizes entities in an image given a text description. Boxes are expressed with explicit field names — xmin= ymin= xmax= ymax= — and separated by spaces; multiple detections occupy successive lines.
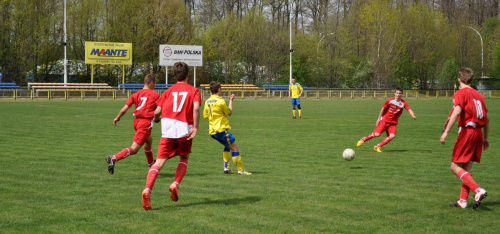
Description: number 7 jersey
xmin=157 ymin=82 xmax=201 ymax=139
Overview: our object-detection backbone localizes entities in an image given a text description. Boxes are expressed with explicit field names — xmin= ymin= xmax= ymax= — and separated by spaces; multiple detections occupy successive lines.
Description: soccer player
xmin=141 ymin=62 xmax=201 ymax=210
xmin=288 ymin=78 xmax=303 ymax=119
xmin=356 ymin=87 xmax=417 ymax=152
xmin=106 ymin=74 xmax=159 ymax=174
xmin=203 ymin=81 xmax=252 ymax=175
xmin=441 ymin=67 xmax=489 ymax=209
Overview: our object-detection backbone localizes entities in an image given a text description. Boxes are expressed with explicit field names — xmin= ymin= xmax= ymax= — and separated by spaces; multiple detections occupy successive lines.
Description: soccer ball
xmin=342 ymin=148 xmax=355 ymax=161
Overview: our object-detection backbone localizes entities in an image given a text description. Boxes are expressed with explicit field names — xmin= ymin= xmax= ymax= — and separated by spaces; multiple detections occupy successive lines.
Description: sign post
xmin=159 ymin=45 xmax=203 ymax=87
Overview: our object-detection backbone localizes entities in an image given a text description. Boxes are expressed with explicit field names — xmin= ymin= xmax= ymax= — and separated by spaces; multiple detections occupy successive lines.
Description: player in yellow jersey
xmin=288 ymin=78 xmax=303 ymax=119
xmin=203 ymin=81 xmax=252 ymax=175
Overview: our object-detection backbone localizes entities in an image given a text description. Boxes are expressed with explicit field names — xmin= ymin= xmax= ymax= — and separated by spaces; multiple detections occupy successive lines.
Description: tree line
xmin=1 ymin=0 xmax=500 ymax=89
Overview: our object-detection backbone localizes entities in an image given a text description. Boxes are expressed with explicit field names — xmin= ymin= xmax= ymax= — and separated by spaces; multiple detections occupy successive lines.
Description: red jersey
xmin=157 ymin=82 xmax=201 ymax=139
xmin=126 ymin=89 xmax=160 ymax=119
xmin=453 ymin=87 xmax=488 ymax=128
xmin=380 ymin=98 xmax=411 ymax=124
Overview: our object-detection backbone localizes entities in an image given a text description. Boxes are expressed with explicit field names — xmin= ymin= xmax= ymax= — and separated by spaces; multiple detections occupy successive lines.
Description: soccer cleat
xmin=299 ymin=116 xmax=302 ymax=119
xmin=148 ymin=160 xmax=156 ymax=168
xmin=357 ymin=139 xmax=365 ymax=147
xmin=238 ymin=170 xmax=252 ymax=175
xmin=373 ymin=146 xmax=382 ymax=153
xmin=293 ymin=116 xmax=296 ymax=119
xmin=142 ymin=190 xmax=152 ymax=210
xmin=224 ymin=168 xmax=233 ymax=174
xmin=169 ymin=183 xmax=179 ymax=202
xmin=449 ymin=200 xmax=467 ymax=209
xmin=106 ymin=155 xmax=115 ymax=174
xmin=473 ymin=188 xmax=487 ymax=209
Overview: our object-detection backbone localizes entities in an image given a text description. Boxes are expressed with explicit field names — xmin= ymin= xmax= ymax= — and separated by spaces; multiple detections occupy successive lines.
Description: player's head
xmin=144 ymin=74 xmax=156 ymax=85
xmin=209 ymin=81 xmax=221 ymax=94
xmin=173 ymin=62 xmax=189 ymax=81
xmin=291 ymin=78 xmax=296 ymax=84
xmin=394 ymin=87 xmax=403 ymax=99
xmin=458 ymin=67 xmax=474 ymax=85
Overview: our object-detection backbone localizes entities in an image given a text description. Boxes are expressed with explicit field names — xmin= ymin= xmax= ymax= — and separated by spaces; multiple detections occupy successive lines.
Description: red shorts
xmin=374 ymin=121 xmax=397 ymax=136
xmin=133 ymin=118 xmax=153 ymax=145
xmin=157 ymin=136 xmax=192 ymax=159
xmin=452 ymin=127 xmax=483 ymax=163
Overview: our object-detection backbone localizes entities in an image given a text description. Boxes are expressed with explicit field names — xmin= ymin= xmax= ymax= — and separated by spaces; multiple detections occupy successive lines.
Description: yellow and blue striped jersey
xmin=289 ymin=83 xmax=303 ymax=98
xmin=203 ymin=95 xmax=232 ymax=135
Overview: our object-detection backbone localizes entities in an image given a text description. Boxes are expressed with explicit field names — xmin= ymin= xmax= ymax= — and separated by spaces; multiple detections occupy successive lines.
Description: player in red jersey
xmin=356 ymin=87 xmax=417 ymax=152
xmin=441 ymin=67 xmax=489 ymax=209
xmin=106 ymin=74 xmax=160 ymax=174
xmin=142 ymin=62 xmax=201 ymax=210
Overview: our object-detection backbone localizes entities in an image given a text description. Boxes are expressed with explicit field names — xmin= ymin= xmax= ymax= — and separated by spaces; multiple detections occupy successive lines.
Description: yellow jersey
xmin=203 ymin=95 xmax=232 ymax=135
xmin=289 ymin=83 xmax=303 ymax=98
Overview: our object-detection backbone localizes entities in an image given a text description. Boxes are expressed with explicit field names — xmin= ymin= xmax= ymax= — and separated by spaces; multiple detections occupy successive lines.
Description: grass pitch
xmin=0 ymin=99 xmax=499 ymax=233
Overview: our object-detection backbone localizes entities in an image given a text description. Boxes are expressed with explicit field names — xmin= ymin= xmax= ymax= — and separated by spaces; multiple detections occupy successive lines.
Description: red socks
xmin=145 ymin=165 xmax=161 ymax=192
xmin=174 ymin=159 xmax=188 ymax=185
xmin=364 ymin=133 xmax=376 ymax=142
xmin=378 ymin=136 xmax=393 ymax=147
xmin=144 ymin=147 xmax=154 ymax=165
xmin=456 ymin=169 xmax=480 ymax=193
xmin=114 ymin=147 xmax=132 ymax=162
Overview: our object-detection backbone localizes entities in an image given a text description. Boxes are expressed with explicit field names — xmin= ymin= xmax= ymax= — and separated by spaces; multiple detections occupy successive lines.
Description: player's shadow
xmin=349 ymin=166 xmax=364 ymax=169
xmin=158 ymin=172 xmax=210 ymax=178
xmin=152 ymin=196 xmax=262 ymax=210
xmin=472 ymin=200 xmax=500 ymax=211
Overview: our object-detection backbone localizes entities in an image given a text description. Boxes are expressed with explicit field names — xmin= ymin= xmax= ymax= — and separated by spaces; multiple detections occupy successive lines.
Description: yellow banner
xmin=85 ymin=41 xmax=132 ymax=65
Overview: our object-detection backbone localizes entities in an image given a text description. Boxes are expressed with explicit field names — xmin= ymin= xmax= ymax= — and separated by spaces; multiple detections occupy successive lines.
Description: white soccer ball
xmin=342 ymin=148 xmax=355 ymax=161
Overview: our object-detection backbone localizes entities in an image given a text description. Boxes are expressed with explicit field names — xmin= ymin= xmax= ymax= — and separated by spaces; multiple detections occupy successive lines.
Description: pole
xmin=194 ymin=66 xmax=197 ymax=87
xmin=165 ymin=66 xmax=168 ymax=84
xmin=289 ymin=0 xmax=293 ymax=85
xmin=467 ymin=27 xmax=484 ymax=78
xmin=63 ymin=0 xmax=67 ymax=84
xmin=122 ymin=65 xmax=125 ymax=84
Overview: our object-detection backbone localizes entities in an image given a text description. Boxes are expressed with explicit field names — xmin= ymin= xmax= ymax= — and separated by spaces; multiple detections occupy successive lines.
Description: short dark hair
xmin=458 ymin=67 xmax=474 ymax=85
xmin=173 ymin=62 xmax=189 ymax=81
xmin=144 ymin=74 xmax=156 ymax=84
xmin=395 ymin=87 xmax=403 ymax=92
xmin=209 ymin=81 xmax=221 ymax=94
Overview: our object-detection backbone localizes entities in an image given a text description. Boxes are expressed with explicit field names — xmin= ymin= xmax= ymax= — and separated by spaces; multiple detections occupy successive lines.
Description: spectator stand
xmin=118 ymin=83 xmax=173 ymax=90
xmin=263 ymin=84 xmax=308 ymax=98
xmin=27 ymin=82 xmax=115 ymax=100
xmin=199 ymin=83 xmax=262 ymax=99
xmin=0 ymin=82 xmax=21 ymax=99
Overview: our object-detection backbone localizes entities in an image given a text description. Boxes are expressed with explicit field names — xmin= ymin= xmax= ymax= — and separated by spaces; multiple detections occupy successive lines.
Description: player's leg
xmin=357 ymin=123 xmax=383 ymax=147
xmin=142 ymin=158 xmax=166 ymax=210
xmin=144 ymin=135 xmax=155 ymax=167
xmin=223 ymin=147 xmax=232 ymax=173
xmin=297 ymin=99 xmax=302 ymax=118
xmin=291 ymin=99 xmax=297 ymax=118
xmin=228 ymin=142 xmax=251 ymax=175
xmin=169 ymin=137 xmax=194 ymax=202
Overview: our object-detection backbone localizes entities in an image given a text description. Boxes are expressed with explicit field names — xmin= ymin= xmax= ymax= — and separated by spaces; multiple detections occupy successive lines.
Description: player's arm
xmin=187 ymin=101 xmax=200 ymax=140
xmin=227 ymin=94 xmax=235 ymax=116
xmin=440 ymin=105 xmax=462 ymax=144
xmin=299 ymin=86 xmax=303 ymax=98
xmin=376 ymin=107 xmax=385 ymax=126
xmin=203 ymin=102 xmax=210 ymax=119
xmin=408 ymin=109 xmax=416 ymax=120
xmin=153 ymin=106 xmax=162 ymax=123
xmin=483 ymin=118 xmax=489 ymax=150
xmin=114 ymin=104 xmax=131 ymax=126
xmin=288 ymin=86 xmax=291 ymax=98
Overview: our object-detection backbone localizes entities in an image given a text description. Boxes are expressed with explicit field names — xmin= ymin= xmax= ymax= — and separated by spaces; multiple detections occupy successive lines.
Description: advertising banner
xmin=159 ymin=45 xmax=203 ymax=66
xmin=85 ymin=41 xmax=132 ymax=65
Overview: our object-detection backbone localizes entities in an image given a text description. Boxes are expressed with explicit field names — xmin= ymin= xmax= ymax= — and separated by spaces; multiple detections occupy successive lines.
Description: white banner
xmin=159 ymin=45 xmax=203 ymax=66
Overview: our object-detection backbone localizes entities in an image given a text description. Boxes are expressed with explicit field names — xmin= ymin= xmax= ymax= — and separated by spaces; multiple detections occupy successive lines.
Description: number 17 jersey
xmin=157 ymin=82 xmax=201 ymax=139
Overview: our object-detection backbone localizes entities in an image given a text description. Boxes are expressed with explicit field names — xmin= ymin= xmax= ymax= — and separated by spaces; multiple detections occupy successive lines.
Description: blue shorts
xmin=291 ymin=98 xmax=301 ymax=106
xmin=211 ymin=130 xmax=236 ymax=147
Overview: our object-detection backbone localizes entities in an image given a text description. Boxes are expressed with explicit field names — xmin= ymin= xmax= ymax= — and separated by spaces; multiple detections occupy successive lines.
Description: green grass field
xmin=1 ymin=99 xmax=499 ymax=233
